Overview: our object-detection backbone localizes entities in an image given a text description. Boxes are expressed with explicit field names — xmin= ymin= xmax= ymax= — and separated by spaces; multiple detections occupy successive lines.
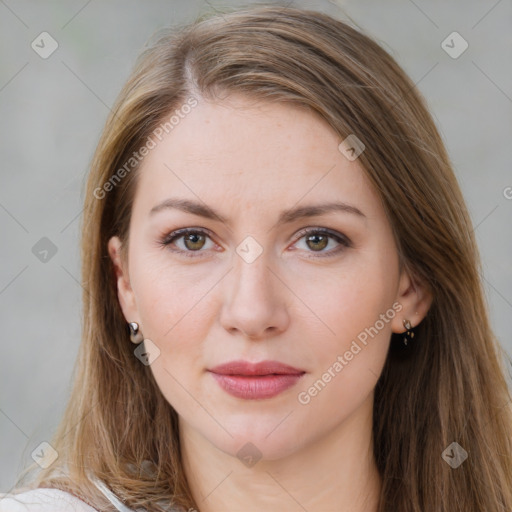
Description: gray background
xmin=1 ymin=0 xmax=511 ymax=492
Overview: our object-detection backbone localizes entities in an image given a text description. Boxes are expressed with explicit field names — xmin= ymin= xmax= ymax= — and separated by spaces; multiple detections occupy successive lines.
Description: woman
xmin=2 ymin=5 xmax=511 ymax=511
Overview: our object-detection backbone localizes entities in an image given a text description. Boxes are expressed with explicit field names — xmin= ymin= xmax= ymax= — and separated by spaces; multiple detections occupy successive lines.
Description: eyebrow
xmin=149 ymin=198 xmax=366 ymax=224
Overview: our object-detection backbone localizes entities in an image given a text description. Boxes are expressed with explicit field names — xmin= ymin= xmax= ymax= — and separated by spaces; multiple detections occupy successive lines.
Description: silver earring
xmin=128 ymin=322 xmax=144 ymax=344
xmin=402 ymin=319 xmax=415 ymax=346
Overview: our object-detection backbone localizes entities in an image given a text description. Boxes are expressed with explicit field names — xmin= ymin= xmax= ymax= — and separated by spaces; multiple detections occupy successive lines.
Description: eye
xmin=291 ymin=227 xmax=351 ymax=258
xmin=159 ymin=226 xmax=352 ymax=259
xmin=159 ymin=228 xmax=216 ymax=258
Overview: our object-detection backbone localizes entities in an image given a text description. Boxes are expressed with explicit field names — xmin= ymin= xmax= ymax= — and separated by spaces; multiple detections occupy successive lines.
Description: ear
xmin=391 ymin=266 xmax=433 ymax=333
xmin=108 ymin=236 xmax=139 ymax=324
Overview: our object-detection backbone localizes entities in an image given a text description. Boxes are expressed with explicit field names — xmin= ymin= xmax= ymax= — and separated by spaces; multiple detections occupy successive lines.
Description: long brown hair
xmin=9 ymin=5 xmax=512 ymax=511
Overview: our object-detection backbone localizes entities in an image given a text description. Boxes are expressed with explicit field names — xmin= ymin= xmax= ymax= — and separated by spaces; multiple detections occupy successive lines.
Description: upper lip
xmin=209 ymin=360 xmax=305 ymax=376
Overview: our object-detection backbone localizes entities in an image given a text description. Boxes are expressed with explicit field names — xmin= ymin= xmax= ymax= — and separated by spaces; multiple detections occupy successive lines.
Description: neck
xmin=179 ymin=394 xmax=381 ymax=512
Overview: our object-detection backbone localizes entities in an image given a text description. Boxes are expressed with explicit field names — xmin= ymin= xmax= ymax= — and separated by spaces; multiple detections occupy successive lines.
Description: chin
xmin=215 ymin=431 xmax=304 ymax=464
xmin=199 ymin=410 xmax=309 ymax=463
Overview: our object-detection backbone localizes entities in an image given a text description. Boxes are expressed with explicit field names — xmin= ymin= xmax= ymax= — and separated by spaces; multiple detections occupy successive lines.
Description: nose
xmin=219 ymin=249 xmax=290 ymax=340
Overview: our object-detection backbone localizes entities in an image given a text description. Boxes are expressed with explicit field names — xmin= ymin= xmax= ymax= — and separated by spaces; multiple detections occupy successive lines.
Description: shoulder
xmin=0 ymin=488 xmax=98 ymax=512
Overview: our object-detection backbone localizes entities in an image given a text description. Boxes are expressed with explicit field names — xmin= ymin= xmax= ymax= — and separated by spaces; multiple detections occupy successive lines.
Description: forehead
xmin=133 ymin=95 xmax=380 ymax=220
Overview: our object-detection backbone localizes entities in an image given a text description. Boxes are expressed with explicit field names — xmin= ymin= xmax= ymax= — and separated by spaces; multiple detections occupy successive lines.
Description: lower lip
xmin=210 ymin=372 xmax=304 ymax=400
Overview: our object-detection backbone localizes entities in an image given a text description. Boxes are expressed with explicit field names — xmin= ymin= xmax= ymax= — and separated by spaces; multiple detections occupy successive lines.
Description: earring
xmin=128 ymin=322 xmax=144 ymax=344
xmin=402 ymin=319 xmax=415 ymax=346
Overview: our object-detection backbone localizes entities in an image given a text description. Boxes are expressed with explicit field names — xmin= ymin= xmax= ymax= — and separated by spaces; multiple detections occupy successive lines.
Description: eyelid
xmin=161 ymin=226 xmax=214 ymax=245
xmin=292 ymin=226 xmax=351 ymax=246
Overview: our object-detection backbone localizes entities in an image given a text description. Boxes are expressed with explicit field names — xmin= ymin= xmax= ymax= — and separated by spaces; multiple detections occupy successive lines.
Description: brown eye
xmin=183 ymin=232 xmax=206 ymax=251
xmin=293 ymin=228 xmax=351 ymax=258
xmin=305 ymin=233 xmax=329 ymax=251
xmin=161 ymin=228 xmax=215 ymax=257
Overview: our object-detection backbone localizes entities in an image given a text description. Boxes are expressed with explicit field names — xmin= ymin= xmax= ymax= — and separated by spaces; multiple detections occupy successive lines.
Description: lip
xmin=209 ymin=360 xmax=305 ymax=376
xmin=208 ymin=360 xmax=305 ymax=400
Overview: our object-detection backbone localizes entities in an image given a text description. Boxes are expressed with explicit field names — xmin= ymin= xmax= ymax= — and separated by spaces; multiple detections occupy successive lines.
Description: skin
xmin=108 ymin=94 xmax=432 ymax=511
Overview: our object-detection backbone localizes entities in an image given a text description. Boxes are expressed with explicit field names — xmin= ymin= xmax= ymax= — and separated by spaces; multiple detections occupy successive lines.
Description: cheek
xmin=132 ymin=251 xmax=218 ymax=340
xmin=130 ymin=259 xmax=218 ymax=397
xmin=292 ymin=279 xmax=394 ymax=426
xmin=294 ymin=249 xmax=398 ymax=397
xmin=298 ymin=253 xmax=398 ymax=346
xmin=136 ymin=276 xmax=216 ymax=416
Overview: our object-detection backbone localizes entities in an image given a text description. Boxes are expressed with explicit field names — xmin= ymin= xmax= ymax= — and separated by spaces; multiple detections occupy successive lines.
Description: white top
xmin=0 ymin=488 xmax=100 ymax=511
xmin=0 ymin=477 xmax=185 ymax=511
xmin=0 ymin=476 xmax=138 ymax=511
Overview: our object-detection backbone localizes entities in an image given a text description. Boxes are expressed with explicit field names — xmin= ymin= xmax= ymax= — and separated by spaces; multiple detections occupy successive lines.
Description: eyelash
xmin=159 ymin=227 xmax=352 ymax=259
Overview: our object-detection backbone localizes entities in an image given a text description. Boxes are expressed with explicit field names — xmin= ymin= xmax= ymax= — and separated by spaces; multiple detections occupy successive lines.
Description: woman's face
xmin=109 ymin=94 xmax=424 ymax=461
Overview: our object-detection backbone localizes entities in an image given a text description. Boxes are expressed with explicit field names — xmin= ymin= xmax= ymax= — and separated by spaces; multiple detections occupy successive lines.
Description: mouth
xmin=208 ymin=360 xmax=306 ymax=400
